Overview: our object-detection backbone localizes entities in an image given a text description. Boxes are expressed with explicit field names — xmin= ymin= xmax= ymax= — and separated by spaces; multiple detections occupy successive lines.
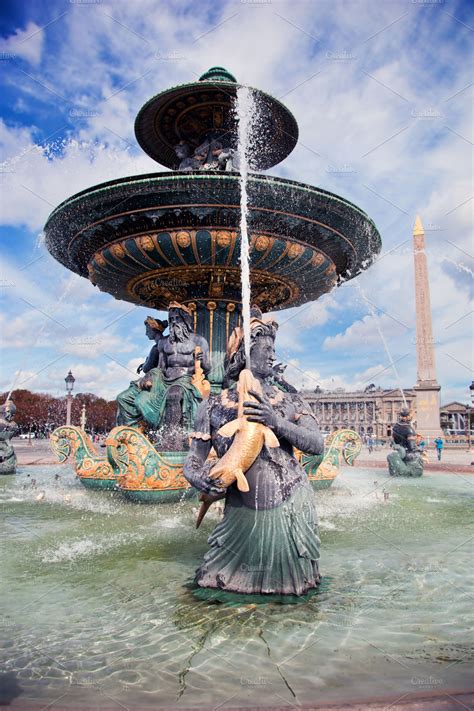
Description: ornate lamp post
xmin=65 ymin=371 xmax=75 ymax=426
xmin=80 ymin=404 xmax=87 ymax=431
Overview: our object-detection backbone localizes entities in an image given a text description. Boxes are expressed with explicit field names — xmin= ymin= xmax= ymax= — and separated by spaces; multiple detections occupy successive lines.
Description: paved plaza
xmin=12 ymin=437 xmax=474 ymax=473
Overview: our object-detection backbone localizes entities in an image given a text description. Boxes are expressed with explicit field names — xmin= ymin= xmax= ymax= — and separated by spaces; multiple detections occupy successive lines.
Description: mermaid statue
xmin=387 ymin=407 xmax=424 ymax=477
xmin=183 ymin=309 xmax=324 ymax=600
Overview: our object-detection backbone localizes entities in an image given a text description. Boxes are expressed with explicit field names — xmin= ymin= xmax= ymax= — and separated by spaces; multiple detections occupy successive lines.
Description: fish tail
xmin=196 ymin=500 xmax=212 ymax=529
xmin=235 ymin=468 xmax=250 ymax=493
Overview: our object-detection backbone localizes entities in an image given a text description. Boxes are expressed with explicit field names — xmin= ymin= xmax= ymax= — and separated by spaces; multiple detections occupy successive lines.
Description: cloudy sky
xmin=0 ymin=0 xmax=472 ymax=404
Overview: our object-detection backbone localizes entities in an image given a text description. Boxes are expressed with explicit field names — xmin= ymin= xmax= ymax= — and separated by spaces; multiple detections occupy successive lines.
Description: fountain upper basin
xmin=44 ymin=170 xmax=381 ymax=311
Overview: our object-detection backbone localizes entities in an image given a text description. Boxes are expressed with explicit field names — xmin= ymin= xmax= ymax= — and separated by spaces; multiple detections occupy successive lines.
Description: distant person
xmin=416 ymin=434 xmax=425 ymax=451
xmin=434 ymin=437 xmax=444 ymax=461
xmin=367 ymin=436 xmax=374 ymax=454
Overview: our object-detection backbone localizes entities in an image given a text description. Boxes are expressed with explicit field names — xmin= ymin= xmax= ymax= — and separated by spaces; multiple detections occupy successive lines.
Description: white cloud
xmin=323 ymin=312 xmax=409 ymax=352
xmin=0 ymin=0 xmax=471 ymax=404
xmin=0 ymin=22 xmax=44 ymax=66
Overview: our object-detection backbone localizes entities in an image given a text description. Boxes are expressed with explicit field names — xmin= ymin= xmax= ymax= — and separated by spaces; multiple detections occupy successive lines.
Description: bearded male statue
xmin=116 ymin=303 xmax=211 ymax=444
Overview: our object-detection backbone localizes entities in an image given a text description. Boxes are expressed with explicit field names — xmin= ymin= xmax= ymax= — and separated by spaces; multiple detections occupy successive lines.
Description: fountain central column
xmin=187 ymin=299 xmax=242 ymax=392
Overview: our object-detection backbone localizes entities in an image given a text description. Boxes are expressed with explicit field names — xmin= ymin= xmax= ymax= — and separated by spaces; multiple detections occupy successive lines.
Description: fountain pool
xmin=1 ymin=466 xmax=472 ymax=708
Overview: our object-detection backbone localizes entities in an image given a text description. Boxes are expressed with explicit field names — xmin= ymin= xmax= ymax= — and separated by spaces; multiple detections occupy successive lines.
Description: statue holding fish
xmin=184 ymin=309 xmax=324 ymax=600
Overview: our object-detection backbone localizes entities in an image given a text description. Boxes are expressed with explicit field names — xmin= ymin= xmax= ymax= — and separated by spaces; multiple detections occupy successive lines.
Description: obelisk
xmin=412 ymin=215 xmax=442 ymax=438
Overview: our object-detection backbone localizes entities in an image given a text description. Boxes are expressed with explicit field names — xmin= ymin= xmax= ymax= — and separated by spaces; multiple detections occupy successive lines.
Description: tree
xmin=0 ymin=389 xmax=117 ymax=434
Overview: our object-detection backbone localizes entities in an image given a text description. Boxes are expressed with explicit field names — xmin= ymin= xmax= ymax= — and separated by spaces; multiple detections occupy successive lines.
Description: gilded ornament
xmin=287 ymin=243 xmax=304 ymax=259
xmin=176 ymin=231 xmax=191 ymax=248
xmin=216 ymin=230 xmax=232 ymax=247
xmin=311 ymin=252 xmax=325 ymax=267
xmin=111 ymin=243 xmax=126 ymax=259
xmin=95 ymin=252 xmax=106 ymax=267
xmin=139 ymin=235 xmax=155 ymax=251
xmin=108 ymin=427 xmax=190 ymax=491
xmin=254 ymin=235 xmax=270 ymax=252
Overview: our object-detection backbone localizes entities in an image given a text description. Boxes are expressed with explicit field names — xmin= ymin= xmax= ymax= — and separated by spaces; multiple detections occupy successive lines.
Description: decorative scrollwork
xmin=50 ymin=426 xmax=117 ymax=481
xmin=106 ymin=426 xmax=191 ymax=491
xmin=296 ymin=429 xmax=362 ymax=482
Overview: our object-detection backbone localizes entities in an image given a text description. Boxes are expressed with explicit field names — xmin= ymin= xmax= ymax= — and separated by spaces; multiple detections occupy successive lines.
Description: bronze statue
xmin=116 ymin=316 xmax=168 ymax=427
xmin=174 ymin=137 xmax=241 ymax=172
xmin=387 ymin=407 xmax=424 ymax=477
xmin=217 ymin=146 xmax=240 ymax=172
xmin=116 ymin=304 xmax=210 ymax=447
xmin=184 ymin=309 xmax=324 ymax=599
xmin=174 ymin=141 xmax=194 ymax=171
xmin=0 ymin=399 xmax=18 ymax=475
xmin=137 ymin=316 xmax=168 ymax=374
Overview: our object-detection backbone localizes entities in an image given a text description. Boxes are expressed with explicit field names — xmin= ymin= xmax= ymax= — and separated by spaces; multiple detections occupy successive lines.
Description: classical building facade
xmin=440 ymin=402 xmax=471 ymax=434
xmin=300 ymin=390 xmax=469 ymax=440
xmin=301 ymin=387 xmax=417 ymax=440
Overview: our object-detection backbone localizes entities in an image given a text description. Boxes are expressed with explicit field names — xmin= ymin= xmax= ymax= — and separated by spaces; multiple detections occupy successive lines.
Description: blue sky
xmin=0 ymin=0 xmax=472 ymax=403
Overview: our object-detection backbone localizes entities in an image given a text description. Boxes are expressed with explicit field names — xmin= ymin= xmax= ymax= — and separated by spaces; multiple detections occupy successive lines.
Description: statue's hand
xmin=136 ymin=363 xmax=144 ymax=374
xmin=199 ymin=491 xmax=225 ymax=504
xmin=139 ymin=376 xmax=152 ymax=391
xmin=243 ymin=390 xmax=278 ymax=429
xmin=195 ymin=350 xmax=203 ymax=362
xmin=273 ymin=362 xmax=286 ymax=377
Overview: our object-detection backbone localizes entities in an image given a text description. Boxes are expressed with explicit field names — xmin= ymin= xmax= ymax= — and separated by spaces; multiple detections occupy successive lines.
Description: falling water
xmin=236 ymin=86 xmax=255 ymax=367
xmin=354 ymin=281 xmax=408 ymax=408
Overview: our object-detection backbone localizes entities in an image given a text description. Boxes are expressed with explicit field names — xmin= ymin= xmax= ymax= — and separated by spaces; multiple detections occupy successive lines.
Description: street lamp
xmin=80 ymin=403 xmax=87 ymax=431
xmin=65 ymin=370 xmax=75 ymax=426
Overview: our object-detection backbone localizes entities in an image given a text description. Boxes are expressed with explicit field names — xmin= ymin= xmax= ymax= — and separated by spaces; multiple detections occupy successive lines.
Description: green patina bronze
xmin=0 ymin=400 xmax=18 ymax=475
xmin=50 ymin=426 xmax=119 ymax=491
xmin=198 ymin=66 xmax=237 ymax=82
xmin=387 ymin=444 xmax=424 ymax=477
xmin=387 ymin=409 xmax=424 ymax=477
xmin=117 ymin=369 xmax=202 ymax=431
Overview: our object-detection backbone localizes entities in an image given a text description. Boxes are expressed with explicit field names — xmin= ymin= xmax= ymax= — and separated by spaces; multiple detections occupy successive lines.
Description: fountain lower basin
xmin=1 ymin=466 xmax=472 ymax=709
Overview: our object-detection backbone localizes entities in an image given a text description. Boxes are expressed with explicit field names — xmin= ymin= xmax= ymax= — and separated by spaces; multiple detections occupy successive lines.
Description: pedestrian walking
xmin=434 ymin=436 xmax=444 ymax=461
xmin=367 ymin=436 xmax=374 ymax=454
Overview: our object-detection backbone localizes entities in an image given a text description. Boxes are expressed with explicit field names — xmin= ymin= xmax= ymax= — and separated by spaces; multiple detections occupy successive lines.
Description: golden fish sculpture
xmin=196 ymin=369 xmax=280 ymax=527
xmin=191 ymin=346 xmax=211 ymax=399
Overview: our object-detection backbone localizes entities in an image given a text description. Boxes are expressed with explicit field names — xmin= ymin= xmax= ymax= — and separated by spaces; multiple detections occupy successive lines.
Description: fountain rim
xmin=44 ymin=169 xmax=379 ymax=231
xmin=133 ymin=79 xmax=299 ymax=169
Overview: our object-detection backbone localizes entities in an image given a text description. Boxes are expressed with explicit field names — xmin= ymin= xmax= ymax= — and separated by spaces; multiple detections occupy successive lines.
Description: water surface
xmin=1 ymin=466 xmax=472 ymax=708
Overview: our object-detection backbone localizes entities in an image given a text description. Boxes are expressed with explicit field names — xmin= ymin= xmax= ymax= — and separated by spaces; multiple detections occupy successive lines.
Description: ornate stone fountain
xmin=46 ymin=67 xmax=380 ymax=501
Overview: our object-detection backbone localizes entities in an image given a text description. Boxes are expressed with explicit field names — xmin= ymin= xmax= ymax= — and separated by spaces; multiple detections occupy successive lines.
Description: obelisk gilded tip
xmin=413 ymin=215 xmax=424 ymax=236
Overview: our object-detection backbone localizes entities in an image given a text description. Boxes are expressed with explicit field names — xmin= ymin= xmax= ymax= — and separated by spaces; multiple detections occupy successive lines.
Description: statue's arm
xmin=157 ymin=339 xmax=166 ymax=370
xmin=195 ymin=335 xmax=211 ymax=375
xmin=183 ymin=401 xmax=225 ymax=495
xmin=405 ymin=427 xmax=419 ymax=455
xmin=274 ymin=414 xmax=324 ymax=455
xmin=244 ymin=391 xmax=324 ymax=455
xmin=142 ymin=345 xmax=159 ymax=374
